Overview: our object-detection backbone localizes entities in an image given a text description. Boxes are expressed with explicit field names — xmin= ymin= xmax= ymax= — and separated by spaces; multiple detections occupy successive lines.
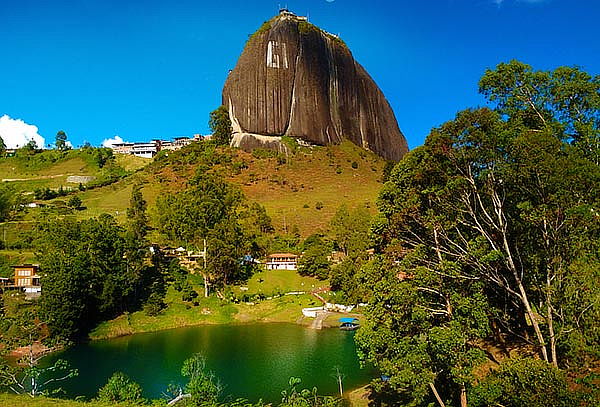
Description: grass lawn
xmin=90 ymin=269 xmax=331 ymax=340
xmin=0 ymin=394 xmax=141 ymax=407
xmin=241 ymin=269 xmax=327 ymax=296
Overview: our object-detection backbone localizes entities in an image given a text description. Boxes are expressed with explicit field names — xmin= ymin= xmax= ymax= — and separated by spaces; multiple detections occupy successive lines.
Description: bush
xmin=97 ymin=372 xmax=144 ymax=403
xmin=67 ymin=195 xmax=82 ymax=209
xmin=315 ymin=202 xmax=324 ymax=210
xmin=143 ymin=292 xmax=166 ymax=316
xmin=470 ymin=358 xmax=581 ymax=407
xmin=351 ymin=161 xmax=358 ymax=169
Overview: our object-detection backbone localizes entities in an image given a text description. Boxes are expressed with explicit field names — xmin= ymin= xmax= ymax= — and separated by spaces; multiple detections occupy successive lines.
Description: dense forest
xmin=353 ymin=60 xmax=600 ymax=406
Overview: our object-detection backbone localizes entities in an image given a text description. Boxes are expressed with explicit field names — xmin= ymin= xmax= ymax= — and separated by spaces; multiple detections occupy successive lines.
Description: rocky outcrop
xmin=222 ymin=11 xmax=408 ymax=161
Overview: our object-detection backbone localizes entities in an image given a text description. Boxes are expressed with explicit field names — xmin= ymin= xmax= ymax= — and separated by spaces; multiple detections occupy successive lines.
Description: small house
xmin=265 ymin=253 xmax=298 ymax=271
xmin=13 ymin=264 xmax=41 ymax=293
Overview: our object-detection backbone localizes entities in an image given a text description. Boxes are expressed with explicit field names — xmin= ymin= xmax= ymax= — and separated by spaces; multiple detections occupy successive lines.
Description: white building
xmin=265 ymin=253 xmax=298 ymax=270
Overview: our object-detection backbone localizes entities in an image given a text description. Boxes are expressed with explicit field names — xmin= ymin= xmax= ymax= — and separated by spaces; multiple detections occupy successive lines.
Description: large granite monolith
xmin=223 ymin=10 xmax=408 ymax=161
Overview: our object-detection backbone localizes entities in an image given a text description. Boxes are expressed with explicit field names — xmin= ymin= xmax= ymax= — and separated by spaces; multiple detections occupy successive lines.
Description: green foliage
xmin=251 ymin=19 xmax=272 ymax=39
xmin=0 ymin=358 xmax=78 ymax=397
xmin=480 ymin=60 xmax=600 ymax=163
xmin=0 ymin=184 xmax=15 ymax=221
xmin=280 ymin=377 xmax=341 ymax=407
xmin=209 ymin=106 xmax=233 ymax=146
xmin=470 ymin=358 xmax=581 ymax=407
xmin=0 ymin=255 xmax=11 ymax=278
xmin=297 ymin=235 xmax=331 ymax=280
xmin=359 ymin=61 xmax=600 ymax=406
xmin=156 ymin=172 xmax=243 ymax=246
xmin=181 ymin=354 xmax=222 ymax=406
xmin=97 ymin=372 xmax=144 ymax=403
xmin=0 ymin=135 xmax=5 ymax=152
xmin=298 ymin=21 xmax=319 ymax=36
xmin=67 ymin=195 xmax=82 ymax=209
xmin=55 ymin=131 xmax=68 ymax=151
xmin=329 ymin=204 xmax=371 ymax=258
xmin=37 ymin=210 xmax=161 ymax=340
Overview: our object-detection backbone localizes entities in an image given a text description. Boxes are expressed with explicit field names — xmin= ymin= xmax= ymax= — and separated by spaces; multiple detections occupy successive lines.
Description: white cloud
xmin=102 ymin=135 xmax=125 ymax=148
xmin=0 ymin=115 xmax=46 ymax=149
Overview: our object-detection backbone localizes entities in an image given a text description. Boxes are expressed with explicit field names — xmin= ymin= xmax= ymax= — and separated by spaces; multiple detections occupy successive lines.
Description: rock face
xmin=222 ymin=10 xmax=408 ymax=161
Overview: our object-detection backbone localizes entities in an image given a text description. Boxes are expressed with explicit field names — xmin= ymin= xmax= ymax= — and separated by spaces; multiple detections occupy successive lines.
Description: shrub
xmin=470 ymin=358 xmax=581 ymax=407
xmin=97 ymin=372 xmax=144 ymax=403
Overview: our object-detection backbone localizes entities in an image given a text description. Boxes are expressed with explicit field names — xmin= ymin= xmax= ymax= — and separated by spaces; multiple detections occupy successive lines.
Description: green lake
xmin=42 ymin=323 xmax=373 ymax=402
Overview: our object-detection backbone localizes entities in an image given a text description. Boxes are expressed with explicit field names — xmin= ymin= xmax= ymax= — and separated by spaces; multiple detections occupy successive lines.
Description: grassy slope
xmin=231 ymin=141 xmax=384 ymax=236
xmin=73 ymin=141 xmax=385 ymax=237
xmin=0 ymin=152 xmax=148 ymax=193
xmin=1 ymin=141 xmax=384 ymax=237
xmin=0 ymin=394 xmax=141 ymax=407
xmin=90 ymin=269 xmax=328 ymax=340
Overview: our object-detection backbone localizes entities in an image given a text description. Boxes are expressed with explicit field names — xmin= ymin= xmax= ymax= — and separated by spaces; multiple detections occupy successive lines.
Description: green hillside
xmin=10 ymin=141 xmax=386 ymax=236
xmin=0 ymin=141 xmax=386 ymax=265
xmin=0 ymin=148 xmax=149 ymax=194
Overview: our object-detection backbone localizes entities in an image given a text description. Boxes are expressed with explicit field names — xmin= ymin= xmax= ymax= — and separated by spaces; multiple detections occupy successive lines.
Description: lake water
xmin=42 ymin=323 xmax=372 ymax=402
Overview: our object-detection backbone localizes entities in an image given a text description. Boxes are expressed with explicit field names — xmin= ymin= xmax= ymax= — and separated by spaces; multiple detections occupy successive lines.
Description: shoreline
xmin=89 ymin=306 xmax=363 ymax=341
xmin=88 ymin=293 xmax=363 ymax=341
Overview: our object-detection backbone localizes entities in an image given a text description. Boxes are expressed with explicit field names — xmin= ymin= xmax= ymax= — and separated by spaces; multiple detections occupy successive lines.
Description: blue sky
xmin=1 ymin=0 xmax=599 ymax=150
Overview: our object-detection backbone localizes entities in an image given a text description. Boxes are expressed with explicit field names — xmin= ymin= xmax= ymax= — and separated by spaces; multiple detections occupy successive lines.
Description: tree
xmin=470 ymin=358 xmax=579 ymax=407
xmin=297 ymin=235 xmax=331 ymax=280
xmin=67 ymin=195 xmax=82 ymax=210
xmin=209 ymin=105 xmax=233 ymax=146
xmin=156 ymin=172 xmax=245 ymax=296
xmin=37 ymin=215 xmax=133 ymax=339
xmin=330 ymin=204 xmax=371 ymax=258
xmin=23 ymin=139 xmax=37 ymax=151
xmin=479 ymin=60 xmax=600 ymax=164
xmin=207 ymin=216 xmax=246 ymax=287
xmin=0 ymin=185 xmax=14 ymax=222
xmin=97 ymin=372 xmax=144 ymax=403
xmin=357 ymin=62 xmax=600 ymax=406
xmin=181 ymin=354 xmax=222 ymax=406
xmin=55 ymin=130 xmax=68 ymax=151
xmin=0 ymin=135 xmax=6 ymax=153
xmin=0 ymin=358 xmax=78 ymax=397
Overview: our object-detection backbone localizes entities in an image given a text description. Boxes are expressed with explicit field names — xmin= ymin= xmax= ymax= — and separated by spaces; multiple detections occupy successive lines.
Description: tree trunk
xmin=547 ymin=271 xmax=558 ymax=367
xmin=502 ymin=232 xmax=549 ymax=362
xmin=460 ymin=384 xmax=467 ymax=407
xmin=515 ymin=276 xmax=549 ymax=362
xmin=203 ymin=273 xmax=209 ymax=297
xmin=429 ymin=383 xmax=446 ymax=407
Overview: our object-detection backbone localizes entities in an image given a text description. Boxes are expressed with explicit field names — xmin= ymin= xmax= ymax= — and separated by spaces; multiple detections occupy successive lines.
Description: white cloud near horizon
xmin=0 ymin=115 xmax=46 ymax=149
xmin=102 ymin=135 xmax=125 ymax=147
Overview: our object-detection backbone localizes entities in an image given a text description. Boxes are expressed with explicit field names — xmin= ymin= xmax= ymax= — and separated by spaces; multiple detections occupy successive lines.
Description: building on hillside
xmin=13 ymin=264 xmax=41 ymax=294
xmin=264 ymin=253 xmax=298 ymax=270
xmin=173 ymin=137 xmax=194 ymax=149
xmin=162 ymin=246 xmax=206 ymax=272
xmin=130 ymin=142 xmax=158 ymax=158
xmin=111 ymin=142 xmax=135 ymax=154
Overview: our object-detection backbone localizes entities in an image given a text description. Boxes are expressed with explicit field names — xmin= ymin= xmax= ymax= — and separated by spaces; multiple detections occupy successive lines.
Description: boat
xmin=339 ymin=317 xmax=360 ymax=331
